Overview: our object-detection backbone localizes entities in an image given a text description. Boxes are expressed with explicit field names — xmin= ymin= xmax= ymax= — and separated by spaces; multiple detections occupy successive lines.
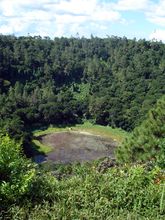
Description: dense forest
xmin=0 ymin=35 xmax=165 ymax=219
xmin=1 ymin=35 xmax=165 ymax=138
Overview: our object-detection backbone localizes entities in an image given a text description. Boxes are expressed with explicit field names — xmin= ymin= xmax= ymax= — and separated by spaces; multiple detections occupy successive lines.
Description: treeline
xmin=1 ymin=35 xmax=165 ymax=138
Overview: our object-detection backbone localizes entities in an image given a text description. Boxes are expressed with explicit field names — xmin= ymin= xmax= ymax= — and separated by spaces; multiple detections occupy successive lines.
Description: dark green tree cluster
xmin=116 ymin=95 xmax=165 ymax=164
xmin=0 ymin=35 xmax=165 ymax=140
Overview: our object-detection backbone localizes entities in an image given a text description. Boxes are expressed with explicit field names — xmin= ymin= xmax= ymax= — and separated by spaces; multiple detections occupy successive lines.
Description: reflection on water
xmin=33 ymin=154 xmax=46 ymax=163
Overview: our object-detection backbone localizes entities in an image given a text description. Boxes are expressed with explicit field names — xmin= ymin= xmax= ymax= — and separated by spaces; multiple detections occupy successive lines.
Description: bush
xmin=3 ymin=163 xmax=165 ymax=219
xmin=0 ymin=135 xmax=36 ymax=206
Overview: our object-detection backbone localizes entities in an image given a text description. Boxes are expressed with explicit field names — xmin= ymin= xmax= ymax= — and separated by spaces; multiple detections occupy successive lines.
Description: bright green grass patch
xmin=33 ymin=126 xmax=67 ymax=137
xmin=74 ymin=121 xmax=128 ymax=143
xmin=73 ymin=83 xmax=90 ymax=101
xmin=33 ymin=122 xmax=128 ymax=142
xmin=32 ymin=139 xmax=52 ymax=153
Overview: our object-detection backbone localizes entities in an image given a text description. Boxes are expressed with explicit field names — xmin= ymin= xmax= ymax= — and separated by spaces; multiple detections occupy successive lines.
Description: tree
xmin=116 ymin=95 xmax=165 ymax=163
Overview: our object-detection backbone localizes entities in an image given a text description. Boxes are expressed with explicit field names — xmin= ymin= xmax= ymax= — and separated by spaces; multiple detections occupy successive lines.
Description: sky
xmin=0 ymin=0 xmax=165 ymax=41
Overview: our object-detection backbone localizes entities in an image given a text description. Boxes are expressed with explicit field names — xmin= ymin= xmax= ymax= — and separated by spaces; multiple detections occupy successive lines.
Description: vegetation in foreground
xmin=0 ymin=134 xmax=165 ymax=219
xmin=0 ymin=95 xmax=165 ymax=219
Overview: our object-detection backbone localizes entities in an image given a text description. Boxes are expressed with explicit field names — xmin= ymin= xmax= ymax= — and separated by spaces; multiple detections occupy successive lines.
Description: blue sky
xmin=0 ymin=0 xmax=165 ymax=41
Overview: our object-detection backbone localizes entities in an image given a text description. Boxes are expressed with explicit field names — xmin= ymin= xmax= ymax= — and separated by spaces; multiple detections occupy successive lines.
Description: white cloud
xmin=92 ymin=9 xmax=121 ymax=22
xmin=48 ymin=0 xmax=97 ymax=15
xmin=113 ymin=0 xmax=150 ymax=11
xmin=0 ymin=0 xmax=122 ymax=37
xmin=148 ymin=16 xmax=165 ymax=26
xmin=149 ymin=29 xmax=165 ymax=42
xmin=0 ymin=17 xmax=30 ymax=34
xmin=0 ymin=25 xmax=13 ymax=34
xmin=24 ymin=10 xmax=52 ymax=22
xmin=113 ymin=0 xmax=165 ymax=27
xmin=146 ymin=0 xmax=165 ymax=26
xmin=55 ymin=14 xmax=87 ymax=25
xmin=1 ymin=0 xmax=165 ymax=38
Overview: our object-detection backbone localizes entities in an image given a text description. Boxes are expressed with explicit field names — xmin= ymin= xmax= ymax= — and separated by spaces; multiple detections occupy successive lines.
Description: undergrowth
xmin=1 ymin=161 xmax=165 ymax=220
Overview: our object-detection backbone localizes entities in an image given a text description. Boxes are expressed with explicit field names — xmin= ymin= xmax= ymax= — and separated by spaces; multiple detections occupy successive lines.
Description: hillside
xmin=0 ymin=36 xmax=165 ymax=140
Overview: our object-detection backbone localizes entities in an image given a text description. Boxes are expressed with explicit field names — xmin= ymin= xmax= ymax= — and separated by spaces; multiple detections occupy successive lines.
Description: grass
xmin=33 ymin=121 xmax=128 ymax=141
xmin=33 ymin=126 xmax=67 ymax=137
xmin=32 ymin=139 xmax=52 ymax=154
xmin=74 ymin=121 xmax=128 ymax=142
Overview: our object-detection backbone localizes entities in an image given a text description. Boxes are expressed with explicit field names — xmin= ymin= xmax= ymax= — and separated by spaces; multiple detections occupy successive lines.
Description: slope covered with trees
xmin=0 ymin=35 xmax=165 ymax=142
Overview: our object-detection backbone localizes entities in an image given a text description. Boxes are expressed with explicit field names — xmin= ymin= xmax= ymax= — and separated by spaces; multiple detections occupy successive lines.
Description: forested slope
xmin=0 ymin=35 xmax=165 ymax=138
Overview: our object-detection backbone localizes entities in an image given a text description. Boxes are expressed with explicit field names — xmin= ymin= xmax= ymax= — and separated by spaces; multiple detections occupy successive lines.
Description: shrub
xmin=0 ymin=135 xmax=36 ymax=206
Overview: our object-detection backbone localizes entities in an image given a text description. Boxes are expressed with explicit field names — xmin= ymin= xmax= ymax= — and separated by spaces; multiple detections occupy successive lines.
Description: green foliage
xmin=116 ymin=95 xmax=165 ymax=164
xmin=156 ymin=138 xmax=165 ymax=168
xmin=0 ymin=135 xmax=36 ymax=205
xmin=1 ymin=116 xmax=25 ymax=139
xmin=3 ymin=163 xmax=165 ymax=219
xmin=1 ymin=35 xmax=165 ymax=134
xmin=0 ymin=134 xmax=59 ymax=212
xmin=0 ymin=134 xmax=164 ymax=219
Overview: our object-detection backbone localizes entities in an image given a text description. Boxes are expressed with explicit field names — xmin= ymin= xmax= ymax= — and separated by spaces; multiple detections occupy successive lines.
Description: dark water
xmin=34 ymin=132 xmax=117 ymax=164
